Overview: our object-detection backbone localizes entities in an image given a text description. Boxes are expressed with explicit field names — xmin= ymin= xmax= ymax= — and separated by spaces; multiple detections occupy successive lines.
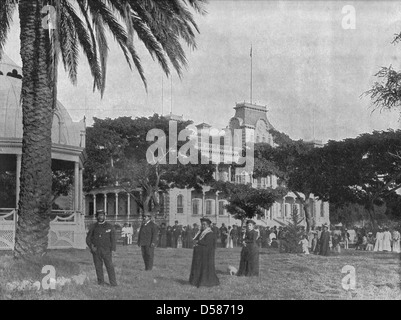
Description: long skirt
xmin=393 ymin=240 xmax=400 ymax=253
xmin=237 ymin=244 xmax=259 ymax=276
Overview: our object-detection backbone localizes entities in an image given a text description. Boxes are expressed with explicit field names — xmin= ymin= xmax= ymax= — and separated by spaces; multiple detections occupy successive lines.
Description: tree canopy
xmin=85 ymin=114 xmax=216 ymax=214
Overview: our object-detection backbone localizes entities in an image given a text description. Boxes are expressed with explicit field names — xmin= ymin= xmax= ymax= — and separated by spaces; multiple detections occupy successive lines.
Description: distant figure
xmin=186 ymin=225 xmax=194 ymax=249
xmin=171 ymin=221 xmax=181 ymax=248
xmin=269 ymin=229 xmax=276 ymax=247
xmin=137 ymin=213 xmax=158 ymax=271
xmin=121 ymin=223 xmax=129 ymax=246
xmin=212 ymin=223 xmax=219 ymax=248
xmin=344 ymin=229 xmax=350 ymax=249
xmin=232 ymin=225 xmax=239 ymax=247
xmin=86 ymin=210 xmax=117 ymax=286
xmin=299 ymin=234 xmax=310 ymax=254
xmin=311 ymin=232 xmax=318 ymax=253
xmin=226 ymin=226 xmax=234 ymax=248
xmin=382 ymin=227 xmax=392 ymax=252
xmin=127 ymin=223 xmax=134 ymax=245
xmin=189 ymin=218 xmax=220 ymax=288
xmin=166 ymin=226 xmax=172 ymax=247
xmin=158 ymin=222 xmax=167 ymax=248
xmin=374 ymin=227 xmax=384 ymax=252
xmin=237 ymin=220 xmax=260 ymax=277
xmin=392 ymin=229 xmax=400 ymax=253
xmin=319 ymin=224 xmax=330 ymax=256
xmin=220 ymin=223 xmax=228 ymax=248
xmin=366 ymin=232 xmax=375 ymax=251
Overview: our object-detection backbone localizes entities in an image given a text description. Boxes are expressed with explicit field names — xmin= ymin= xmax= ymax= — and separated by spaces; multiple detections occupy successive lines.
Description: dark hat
xmin=95 ymin=210 xmax=105 ymax=217
xmin=200 ymin=217 xmax=212 ymax=225
xmin=246 ymin=220 xmax=256 ymax=225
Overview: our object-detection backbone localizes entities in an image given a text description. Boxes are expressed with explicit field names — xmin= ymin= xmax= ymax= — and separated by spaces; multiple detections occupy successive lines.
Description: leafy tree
xmin=253 ymin=130 xmax=324 ymax=232
xmin=211 ymin=181 xmax=286 ymax=225
xmin=313 ymin=130 xmax=401 ymax=229
xmin=283 ymin=206 xmax=304 ymax=253
xmin=0 ymin=0 xmax=206 ymax=257
xmin=85 ymin=115 xmax=216 ymax=215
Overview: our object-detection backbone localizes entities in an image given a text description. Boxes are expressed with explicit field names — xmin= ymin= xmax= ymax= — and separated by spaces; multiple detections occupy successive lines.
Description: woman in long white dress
xmin=374 ymin=228 xmax=384 ymax=252
xmin=226 ymin=226 xmax=233 ymax=248
xmin=382 ymin=227 xmax=392 ymax=252
xmin=392 ymin=229 xmax=400 ymax=253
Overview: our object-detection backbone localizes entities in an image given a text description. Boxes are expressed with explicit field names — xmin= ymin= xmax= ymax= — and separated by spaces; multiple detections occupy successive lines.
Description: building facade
xmin=166 ymin=102 xmax=330 ymax=228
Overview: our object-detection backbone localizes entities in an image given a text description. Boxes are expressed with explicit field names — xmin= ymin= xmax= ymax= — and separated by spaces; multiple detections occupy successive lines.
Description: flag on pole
xmin=250 ymin=45 xmax=252 ymax=57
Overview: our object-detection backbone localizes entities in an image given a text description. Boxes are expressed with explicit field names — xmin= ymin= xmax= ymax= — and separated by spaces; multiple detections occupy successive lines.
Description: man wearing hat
xmin=138 ymin=213 xmax=159 ymax=271
xmin=189 ymin=217 xmax=219 ymax=287
xmin=237 ymin=220 xmax=260 ymax=276
xmin=86 ymin=210 xmax=117 ymax=286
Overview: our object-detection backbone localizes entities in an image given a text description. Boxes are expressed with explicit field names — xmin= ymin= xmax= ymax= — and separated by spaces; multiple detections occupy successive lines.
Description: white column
xmin=16 ymin=154 xmax=21 ymax=208
xmin=93 ymin=194 xmax=96 ymax=219
xmin=228 ymin=166 xmax=232 ymax=182
xmin=202 ymin=192 xmax=205 ymax=217
xmin=127 ymin=192 xmax=131 ymax=219
xmin=215 ymin=192 xmax=219 ymax=223
xmin=74 ymin=162 xmax=79 ymax=211
xmin=215 ymin=164 xmax=219 ymax=180
xmin=79 ymin=167 xmax=83 ymax=212
xmin=115 ymin=193 xmax=119 ymax=217
xmin=104 ymin=193 xmax=107 ymax=214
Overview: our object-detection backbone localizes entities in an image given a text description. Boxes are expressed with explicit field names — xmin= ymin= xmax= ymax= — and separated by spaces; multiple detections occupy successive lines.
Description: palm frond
xmin=0 ymin=0 xmax=16 ymax=59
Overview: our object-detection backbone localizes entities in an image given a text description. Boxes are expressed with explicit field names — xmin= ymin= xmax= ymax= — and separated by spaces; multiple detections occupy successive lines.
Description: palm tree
xmin=0 ymin=0 xmax=206 ymax=258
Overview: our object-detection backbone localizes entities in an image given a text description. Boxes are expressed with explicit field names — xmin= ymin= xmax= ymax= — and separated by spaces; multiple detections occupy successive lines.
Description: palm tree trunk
xmin=14 ymin=0 xmax=53 ymax=258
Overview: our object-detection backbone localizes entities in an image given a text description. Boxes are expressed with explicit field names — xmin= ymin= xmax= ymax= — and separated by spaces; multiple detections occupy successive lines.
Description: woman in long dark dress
xmin=158 ymin=223 xmax=167 ymax=248
xmin=189 ymin=218 xmax=220 ymax=288
xmin=237 ymin=220 xmax=259 ymax=277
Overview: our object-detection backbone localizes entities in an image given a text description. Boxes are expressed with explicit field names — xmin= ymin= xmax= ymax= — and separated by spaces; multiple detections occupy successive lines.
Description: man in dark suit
xmin=138 ymin=213 xmax=158 ymax=270
xmin=86 ymin=210 xmax=117 ymax=286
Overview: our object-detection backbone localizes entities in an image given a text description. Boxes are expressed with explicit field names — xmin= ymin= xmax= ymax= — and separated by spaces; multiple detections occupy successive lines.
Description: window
xmin=257 ymin=177 xmax=261 ymax=189
xmin=285 ymin=203 xmax=291 ymax=217
xmin=192 ymin=199 xmax=201 ymax=215
xmin=205 ymin=200 xmax=213 ymax=215
xmin=219 ymin=201 xmax=226 ymax=216
xmin=177 ymin=195 xmax=184 ymax=213
xmin=320 ymin=202 xmax=324 ymax=217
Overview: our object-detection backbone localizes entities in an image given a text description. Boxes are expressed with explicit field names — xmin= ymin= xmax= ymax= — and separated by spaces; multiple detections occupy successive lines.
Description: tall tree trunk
xmin=14 ymin=0 xmax=53 ymax=258
xmin=302 ymin=201 xmax=313 ymax=232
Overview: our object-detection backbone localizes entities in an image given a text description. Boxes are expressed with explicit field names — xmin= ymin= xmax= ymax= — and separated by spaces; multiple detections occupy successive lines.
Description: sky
xmin=3 ymin=0 xmax=401 ymax=143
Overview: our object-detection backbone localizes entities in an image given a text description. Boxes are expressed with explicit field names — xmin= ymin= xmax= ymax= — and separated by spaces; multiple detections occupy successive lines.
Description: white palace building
xmin=165 ymin=102 xmax=330 ymax=228
xmin=84 ymin=102 xmax=330 ymax=229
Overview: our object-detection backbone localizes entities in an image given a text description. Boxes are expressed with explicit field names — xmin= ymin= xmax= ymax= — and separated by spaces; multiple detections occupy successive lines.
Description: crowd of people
xmin=86 ymin=211 xmax=401 ymax=288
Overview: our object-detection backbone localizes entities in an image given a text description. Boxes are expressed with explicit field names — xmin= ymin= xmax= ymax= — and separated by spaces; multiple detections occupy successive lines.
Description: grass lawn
xmin=0 ymin=245 xmax=400 ymax=300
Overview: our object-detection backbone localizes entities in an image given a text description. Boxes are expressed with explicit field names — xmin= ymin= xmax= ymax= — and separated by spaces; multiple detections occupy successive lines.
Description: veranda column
xmin=202 ymin=191 xmax=205 ymax=217
xmin=127 ymin=192 xmax=131 ymax=219
xmin=93 ymin=194 xmax=96 ymax=219
xmin=79 ymin=167 xmax=83 ymax=212
xmin=228 ymin=166 xmax=232 ymax=182
xmin=215 ymin=191 xmax=219 ymax=223
xmin=115 ymin=193 xmax=119 ymax=218
xmin=15 ymin=154 xmax=21 ymax=208
xmin=104 ymin=193 xmax=107 ymax=214
xmin=74 ymin=162 xmax=79 ymax=211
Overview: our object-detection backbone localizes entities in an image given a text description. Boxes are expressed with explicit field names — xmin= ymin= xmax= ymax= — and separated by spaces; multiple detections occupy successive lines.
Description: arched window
xmin=192 ymin=199 xmax=201 ymax=215
xmin=177 ymin=194 xmax=184 ymax=213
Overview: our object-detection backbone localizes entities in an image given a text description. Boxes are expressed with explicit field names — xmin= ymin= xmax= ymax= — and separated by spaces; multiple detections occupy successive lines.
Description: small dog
xmin=227 ymin=265 xmax=238 ymax=276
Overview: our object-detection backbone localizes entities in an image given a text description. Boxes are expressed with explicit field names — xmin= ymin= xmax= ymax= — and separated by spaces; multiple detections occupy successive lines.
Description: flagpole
xmin=250 ymin=44 xmax=253 ymax=104
xmin=161 ymin=74 xmax=164 ymax=116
